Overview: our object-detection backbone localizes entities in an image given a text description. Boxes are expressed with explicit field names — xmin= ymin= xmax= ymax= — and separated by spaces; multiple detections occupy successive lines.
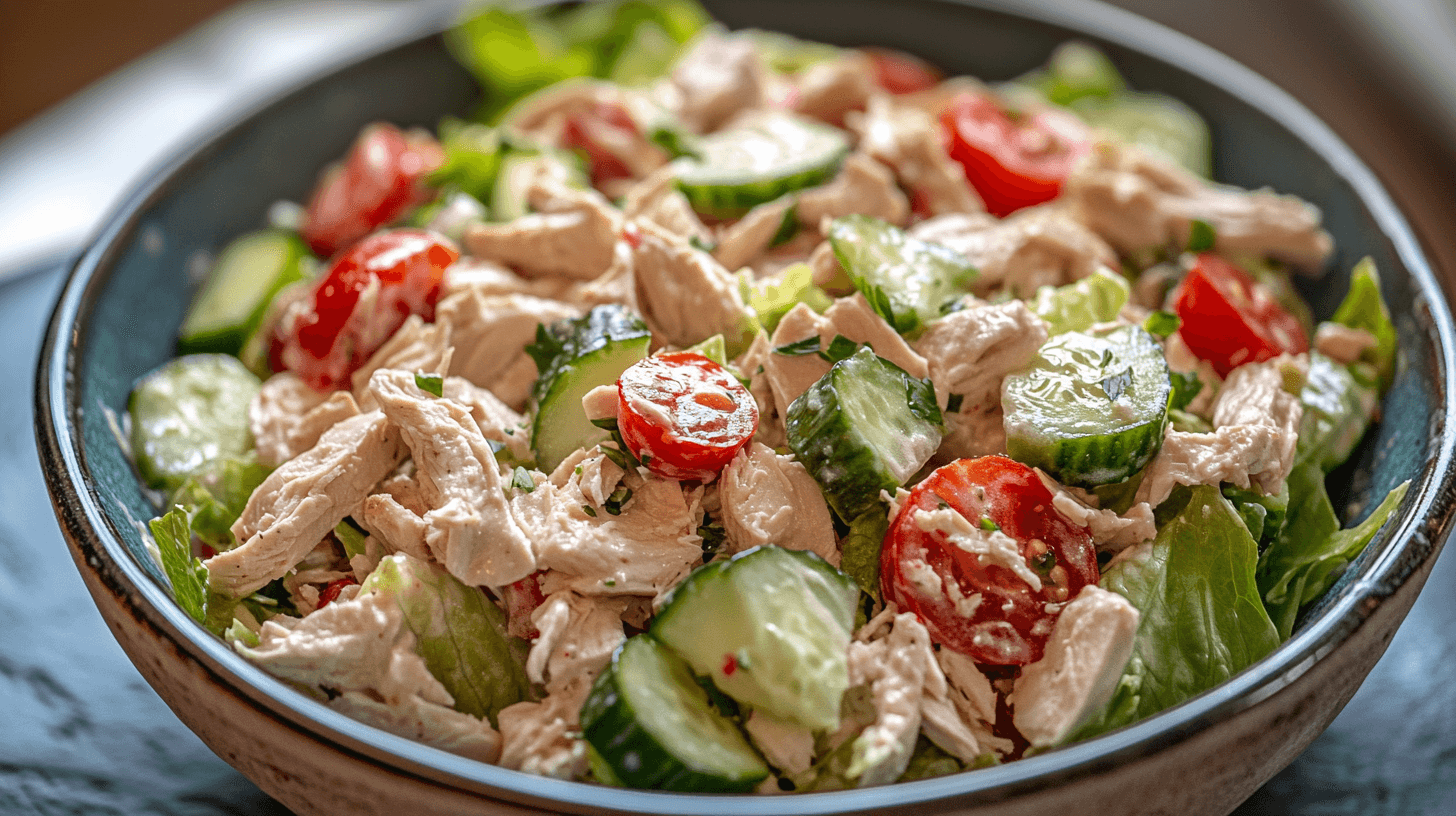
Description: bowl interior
xmin=41 ymin=0 xmax=1454 ymax=813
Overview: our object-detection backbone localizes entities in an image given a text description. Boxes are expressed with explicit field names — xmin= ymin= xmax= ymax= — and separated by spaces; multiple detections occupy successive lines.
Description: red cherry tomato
xmin=1173 ymin=253 xmax=1310 ymax=377
xmin=301 ymin=123 xmax=444 ymax=259
xmin=273 ymin=229 xmax=458 ymax=391
xmin=562 ymin=102 xmax=639 ymax=186
xmin=318 ymin=577 xmax=358 ymax=606
xmin=881 ymin=456 xmax=1098 ymax=665
xmin=863 ymin=48 xmax=943 ymax=95
xmin=941 ymin=92 xmax=1091 ymax=217
xmin=617 ymin=352 xmax=759 ymax=482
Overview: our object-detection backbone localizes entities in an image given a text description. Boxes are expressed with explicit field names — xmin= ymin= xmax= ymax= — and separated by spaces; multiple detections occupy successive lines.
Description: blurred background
xmin=3 ymin=1 xmax=1455 ymax=814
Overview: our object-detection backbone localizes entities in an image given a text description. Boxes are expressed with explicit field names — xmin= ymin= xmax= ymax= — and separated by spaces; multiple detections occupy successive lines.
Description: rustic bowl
xmin=34 ymin=0 xmax=1456 ymax=814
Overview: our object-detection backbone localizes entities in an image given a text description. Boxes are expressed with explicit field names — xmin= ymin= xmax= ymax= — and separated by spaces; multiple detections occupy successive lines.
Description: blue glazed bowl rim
xmin=35 ymin=0 xmax=1456 ymax=813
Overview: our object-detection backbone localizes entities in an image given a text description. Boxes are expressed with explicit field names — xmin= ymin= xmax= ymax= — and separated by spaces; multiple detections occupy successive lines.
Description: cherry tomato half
xmin=301 ymin=123 xmax=444 ymax=259
xmin=273 ymin=229 xmax=458 ymax=392
xmin=941 ymin=92 xmax=1091 ymax=218
xmin=881 ymin=456 xmax=1098 ymax=665
xmin=863 ymin=48 xmax=943 ymax=95
xmin=317 ymin=577 xmax=358 ymax=606
xmin=617 ymin=352 xmax=758 ymax=482
xmin=1173 ymin=252 xmax=1310 ymax=377
xmin=562 ymin=102 xmax=639 ymax=186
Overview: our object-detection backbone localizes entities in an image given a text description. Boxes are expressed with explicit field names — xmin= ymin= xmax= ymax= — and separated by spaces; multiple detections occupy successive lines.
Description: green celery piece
xmin=166 ymin=452 xmax=270 ymax=551
xmin=1331 ymin=257 xmax=1399 ymax=393
xmin=359 ymin=553 xmax=533 ymax=726
xmin=840 ymin=508 xmax=889 ymax=600
xmin=828 ymin=214 xmax=977 ymax=337
xmin=1297 ymin=352 xmax=1378 ymax=472
xmin=741 ymin=262 xmax=832 ymax=334
xmin=151 ymin=507 xmax=210 ymax=624
xmin=429 ymin=118 xmax=502 ymax=203
xmin=1028 ymin=268 xmax=1130 ymax=336
xmin=1071 ymin=486 xmax=1280 ymax=741
xmin=1257 ymin=463 xmax=1409 ymax=640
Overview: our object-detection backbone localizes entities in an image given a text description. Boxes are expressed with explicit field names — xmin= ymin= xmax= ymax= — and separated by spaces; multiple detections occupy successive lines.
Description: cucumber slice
xmin=527 ymin=305 xmax=651 ymax=472
xmin=785 ymin=347 xmax=943 ymax=522
xmin=1003 ymin=325 xmax=1171 ymax=488
xmin=828 ymin=214 xmax=977 ymax=337
xmin=129 ymin=355 xmax=262 ymax=490
xmin=651 ymin=546 xmax=859 ymax=731
xmin=674 ymin=112 xmax=849 ymax=219
xmin=178 ymin=230 xmax=311 ymax=356
xmin=581 ymin=635 xmax=769 ymax=792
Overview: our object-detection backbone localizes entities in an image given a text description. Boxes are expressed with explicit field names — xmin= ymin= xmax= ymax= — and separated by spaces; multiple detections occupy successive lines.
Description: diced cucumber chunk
xmin=129 ymin=355 xmax=262 ymax=490
xmin=1029 ymin=268 xmax=1130 ymax=336
xmin=178 ymin=230 xmax=311 ymax=356
xmin=581 ymin=635 xmax=769 ymax=792
xmin=785 ymin=347 xmax=943 ymax=522
xmin=651 ymin=546 xmax=859 ymax=731
xmin=527 ymin=305 xmax=651 ymax=472
xmin=828 ymin=214 xmax=977 ymax=337
xmin=1003 ymin=325 xmax=1171 ymax=488
xmin=674 ymin=112 xmax=849 ymax=219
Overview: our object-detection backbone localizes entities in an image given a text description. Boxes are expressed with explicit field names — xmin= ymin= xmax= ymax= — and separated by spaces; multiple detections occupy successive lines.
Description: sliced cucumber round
xmin=674 ymin=112 xmax=849 ymax=219
xmin=178 ymin=230 xmax=311 ymax=356
xmin=1072 ymin=91 xmax=1211 ymax=178
xmin=580 ymin=635 xmax=769 ymax=792
xmin=786 ymin=346 xmax=943 ymax=522
xmin=129 ymin=354 xmax=262 ymax=490
xmin=828 ymin=214 xmax=977 ymax=337
xmin=1003 ymin=325 xmax=1171 ymax=488
xmin=651 ymin=546 xmax=859 ymax=732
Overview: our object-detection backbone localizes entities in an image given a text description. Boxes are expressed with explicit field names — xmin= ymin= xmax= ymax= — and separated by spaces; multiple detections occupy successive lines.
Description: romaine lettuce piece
xmin=165 ymin=452 xmax=270 ymax=551
xmin=151 ymin=507 xmax=209 ymax=624
xmin=839 ymin=508 xmax=889 ymax=600
xmin=1071 ymin=486 xmax=1280 ymax=740
xmin=741 ymin=262 xmax=832 ymax=335
xmin=1297 ymin=352 xmax=1378 ymax=473
xmin=428 ymin=118 xmax=502 ymax=203
xmin=1331 ymin=257 xmax=1399 ymax=393
xmin=1028 ymin=268 xmax=1130 ymax=336
xmin=1257 ymin=463 xmax=1409 ymax=639
xmin=359 ymin=554 xmax=532 ymax=726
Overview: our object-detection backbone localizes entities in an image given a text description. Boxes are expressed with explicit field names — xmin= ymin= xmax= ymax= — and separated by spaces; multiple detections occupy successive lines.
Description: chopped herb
xmin=774 ymin=336 xmax=822 ymax=356
xmin=698 ymin=518 xmax=727 ymax=560
xmin=769 ymin=204 xmax=800 ymax=248
xmin=980 ymin=517 xmax=999 ymax=532
xmin=504 ymin=428 xmax=514 ymax=436
xmin=485 ymin=438 xmax=504 ymax=454
xmin=600 ymin=443 xmax=637 ymax=471
xmin=604 ymin=579 xmax=616 ymax=587
xmin=511 ymin=466 xmax=535 ymax=493
xmin=640 ymin=452 xmax=652 ymax=465
xmin=590 ymin=417 xmax=620 ymax=431
xmin=946 ymin=393 xmax=965 ymax=414
xmin=574 ymin=464 xmax=583 ymax=475
xmin=755 ymin=364 xmax=765 ymax=375
xmin=734 ymin=648 xmax=752 ymax=670
xmin=1187 ymin=219 xmax=1216 ymax=252
xmin=688 ymin=235 xmax=718 ymax=253
xmin=1032 ymin=550 xmax=1057 ymax=575
xmin=819 ymin=334 xmax=859 ymax=363
xmin=1143 ymin=310 xmax=1181 ymax=339
xmin=1169 ymin=370 xmax=1203 ymax=411
xmin=414 ymin=372 xmax=444 ymax=397
xmin=604 ymin=486 xmax=633 ymax=516
xmin=582 ymin=505 xmax=598 ymax=518
xmin=592 ymin=416 xmax=642 ymax=469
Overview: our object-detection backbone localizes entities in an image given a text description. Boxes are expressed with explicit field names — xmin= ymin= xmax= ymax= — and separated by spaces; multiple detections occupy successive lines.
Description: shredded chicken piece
xmin=852 ymin=95 xmax=983 ymax=216
xmin=210 ymin=410 xmax=406 ymax=597
xmin=797 ymin=152 xmax=911 ymax=231
xmin=250 ymin=373 xmax=360 ymax=467
xmin=1314 ymin=323 xmax=1378 ymax=366
xmin=1061 ymin=139 xmax=1334 ymax=270
xmin=668 ymin=30 xmax=767 ymax=133
xmin=762 ymin=294 xmax=930 ymax=410
xmin=350 ymin=315 xmax=453 ymax=409
xmin=434 ymin=289 xmax=581 ymax=411
xmin=909 ymin=207 xmax=1117 ymax=297
xmin=719 ymin=443 xmax=839 ymax=564
xmin=793 ymin=53 xmax=877 ymax=125
xmin=370 ymin=368 xmax=537 ymax=587
xmin=630 ymin=219 xmax=753 ymax=349
xmin=715 ymin=197 xmax=796 ymax=272
xmin=463 ymin=181 xmax=621 ymax=281
xmin=526 ymin=591 xmax=627 ymax=687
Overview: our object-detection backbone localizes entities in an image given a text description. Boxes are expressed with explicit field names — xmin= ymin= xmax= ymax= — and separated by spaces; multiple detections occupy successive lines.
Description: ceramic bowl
xmin=35 ymin=0 xmax=1456 ymax=813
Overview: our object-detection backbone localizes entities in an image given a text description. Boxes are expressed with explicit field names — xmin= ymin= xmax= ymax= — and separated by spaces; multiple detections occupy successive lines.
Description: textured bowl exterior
xmin=36 ymin=1 xmax=1456 ymax=815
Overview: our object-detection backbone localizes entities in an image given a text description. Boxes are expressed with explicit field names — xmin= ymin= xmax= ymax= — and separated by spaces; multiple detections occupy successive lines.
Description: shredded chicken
xmin=433 ymin=289 xmax=581 ymax=411
xmin=909 ymin=207 xmax=1117 ymax=297
xmin=630 ymin=219 xmax=753 ymax=349
xmin=852 ymin=95 xmax=984 ymax=215
xmin=668 ymin=30 xmax=768 ymax=133
xmin=719 ymin=442 xmax=839 ymax=565
xmin=250 ymin=373 xmax=360 ymax=467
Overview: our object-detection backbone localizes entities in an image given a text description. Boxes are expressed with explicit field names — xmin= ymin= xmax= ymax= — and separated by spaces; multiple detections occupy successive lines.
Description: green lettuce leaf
xmin=840 ymin=508 xmax=890 ymax=600
xmin=150 ymin=506 xmax=210 ymax=624
xmin=1297 ymin=352 xmax=1378 ymax=472
xmin=1072 ymin=486 xmax=1280 ymax=740
xmin=741 ymin=262 xmax=834 ymax=335
xmin=166 ymin=452 xmax=270 ymax=550
xmin=1257 ymin=462 xmax=1409 ymax=639
xmin=1331 ymin=257 xmax=1399 ymax=393
xmin=428 ymin=118 xmax=502 ymax=202
xmin=1029 ymin=269 xmax=1130 ymax=336
xmin=359 ymin=554 xmax=533 ymax=726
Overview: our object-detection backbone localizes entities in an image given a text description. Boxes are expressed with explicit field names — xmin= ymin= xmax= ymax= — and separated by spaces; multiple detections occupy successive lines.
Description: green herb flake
xmin=1143 ymin=310 xmax=1181 ymax=340
xmin=1032 ymin=550 xmax=1057 ymax=575
xmin=688 ymin=235 xmax=718 ymax=253
xmin=582 ymin=505 xmax=598 ymax=518
xmin=511 ymin=466 xmax=536 ymax=493
xmin=819 ymin=334 xmax=859 ymax=363
xmin=698 ymin=518 xmax=727 ymax=560
xmin=604 ymin=578 xmax=616 ymax=587
xmin=414 ymin=372 xmax=444 ymax=397
xmin=774 ymin=336 xmax=822 ymax=356
xmin=980 ymin=517 xmax=999 ymax=532
xmin=946 ymin=393 xmax=965 ymax=414
xmin=1187 ymin=219 xmax=1217 ymax=252
xmin=1101 ymin=368 xmax=1133 ymax=402
xmin=604 ymin=486 xmax=633 ymax=516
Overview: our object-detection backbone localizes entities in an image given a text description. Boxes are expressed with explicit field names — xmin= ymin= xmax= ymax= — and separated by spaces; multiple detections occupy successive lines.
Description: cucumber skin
xmin=1002 ymin=327 xmax=1171 ymax=488
xmin=786 ymin=349 xmax=943 ymax=522
xmin=580 ymin=637 xmax=767 ymax=792
xmin=677 ymin=159 xmax=843 ymax=220
xmin=178 ymin=230 xmax=310 ymax=356
xmin=673 ymin=114 xmax=849 ymax=219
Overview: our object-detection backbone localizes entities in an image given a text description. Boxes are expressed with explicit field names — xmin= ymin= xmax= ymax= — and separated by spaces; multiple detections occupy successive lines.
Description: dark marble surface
xmin=6 ymin=251 xmax=1456 ymax=816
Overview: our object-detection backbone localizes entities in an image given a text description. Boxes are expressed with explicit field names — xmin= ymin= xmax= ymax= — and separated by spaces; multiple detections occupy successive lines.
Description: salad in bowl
xmin=123 ymin=0 xmax=1408 ymax=795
